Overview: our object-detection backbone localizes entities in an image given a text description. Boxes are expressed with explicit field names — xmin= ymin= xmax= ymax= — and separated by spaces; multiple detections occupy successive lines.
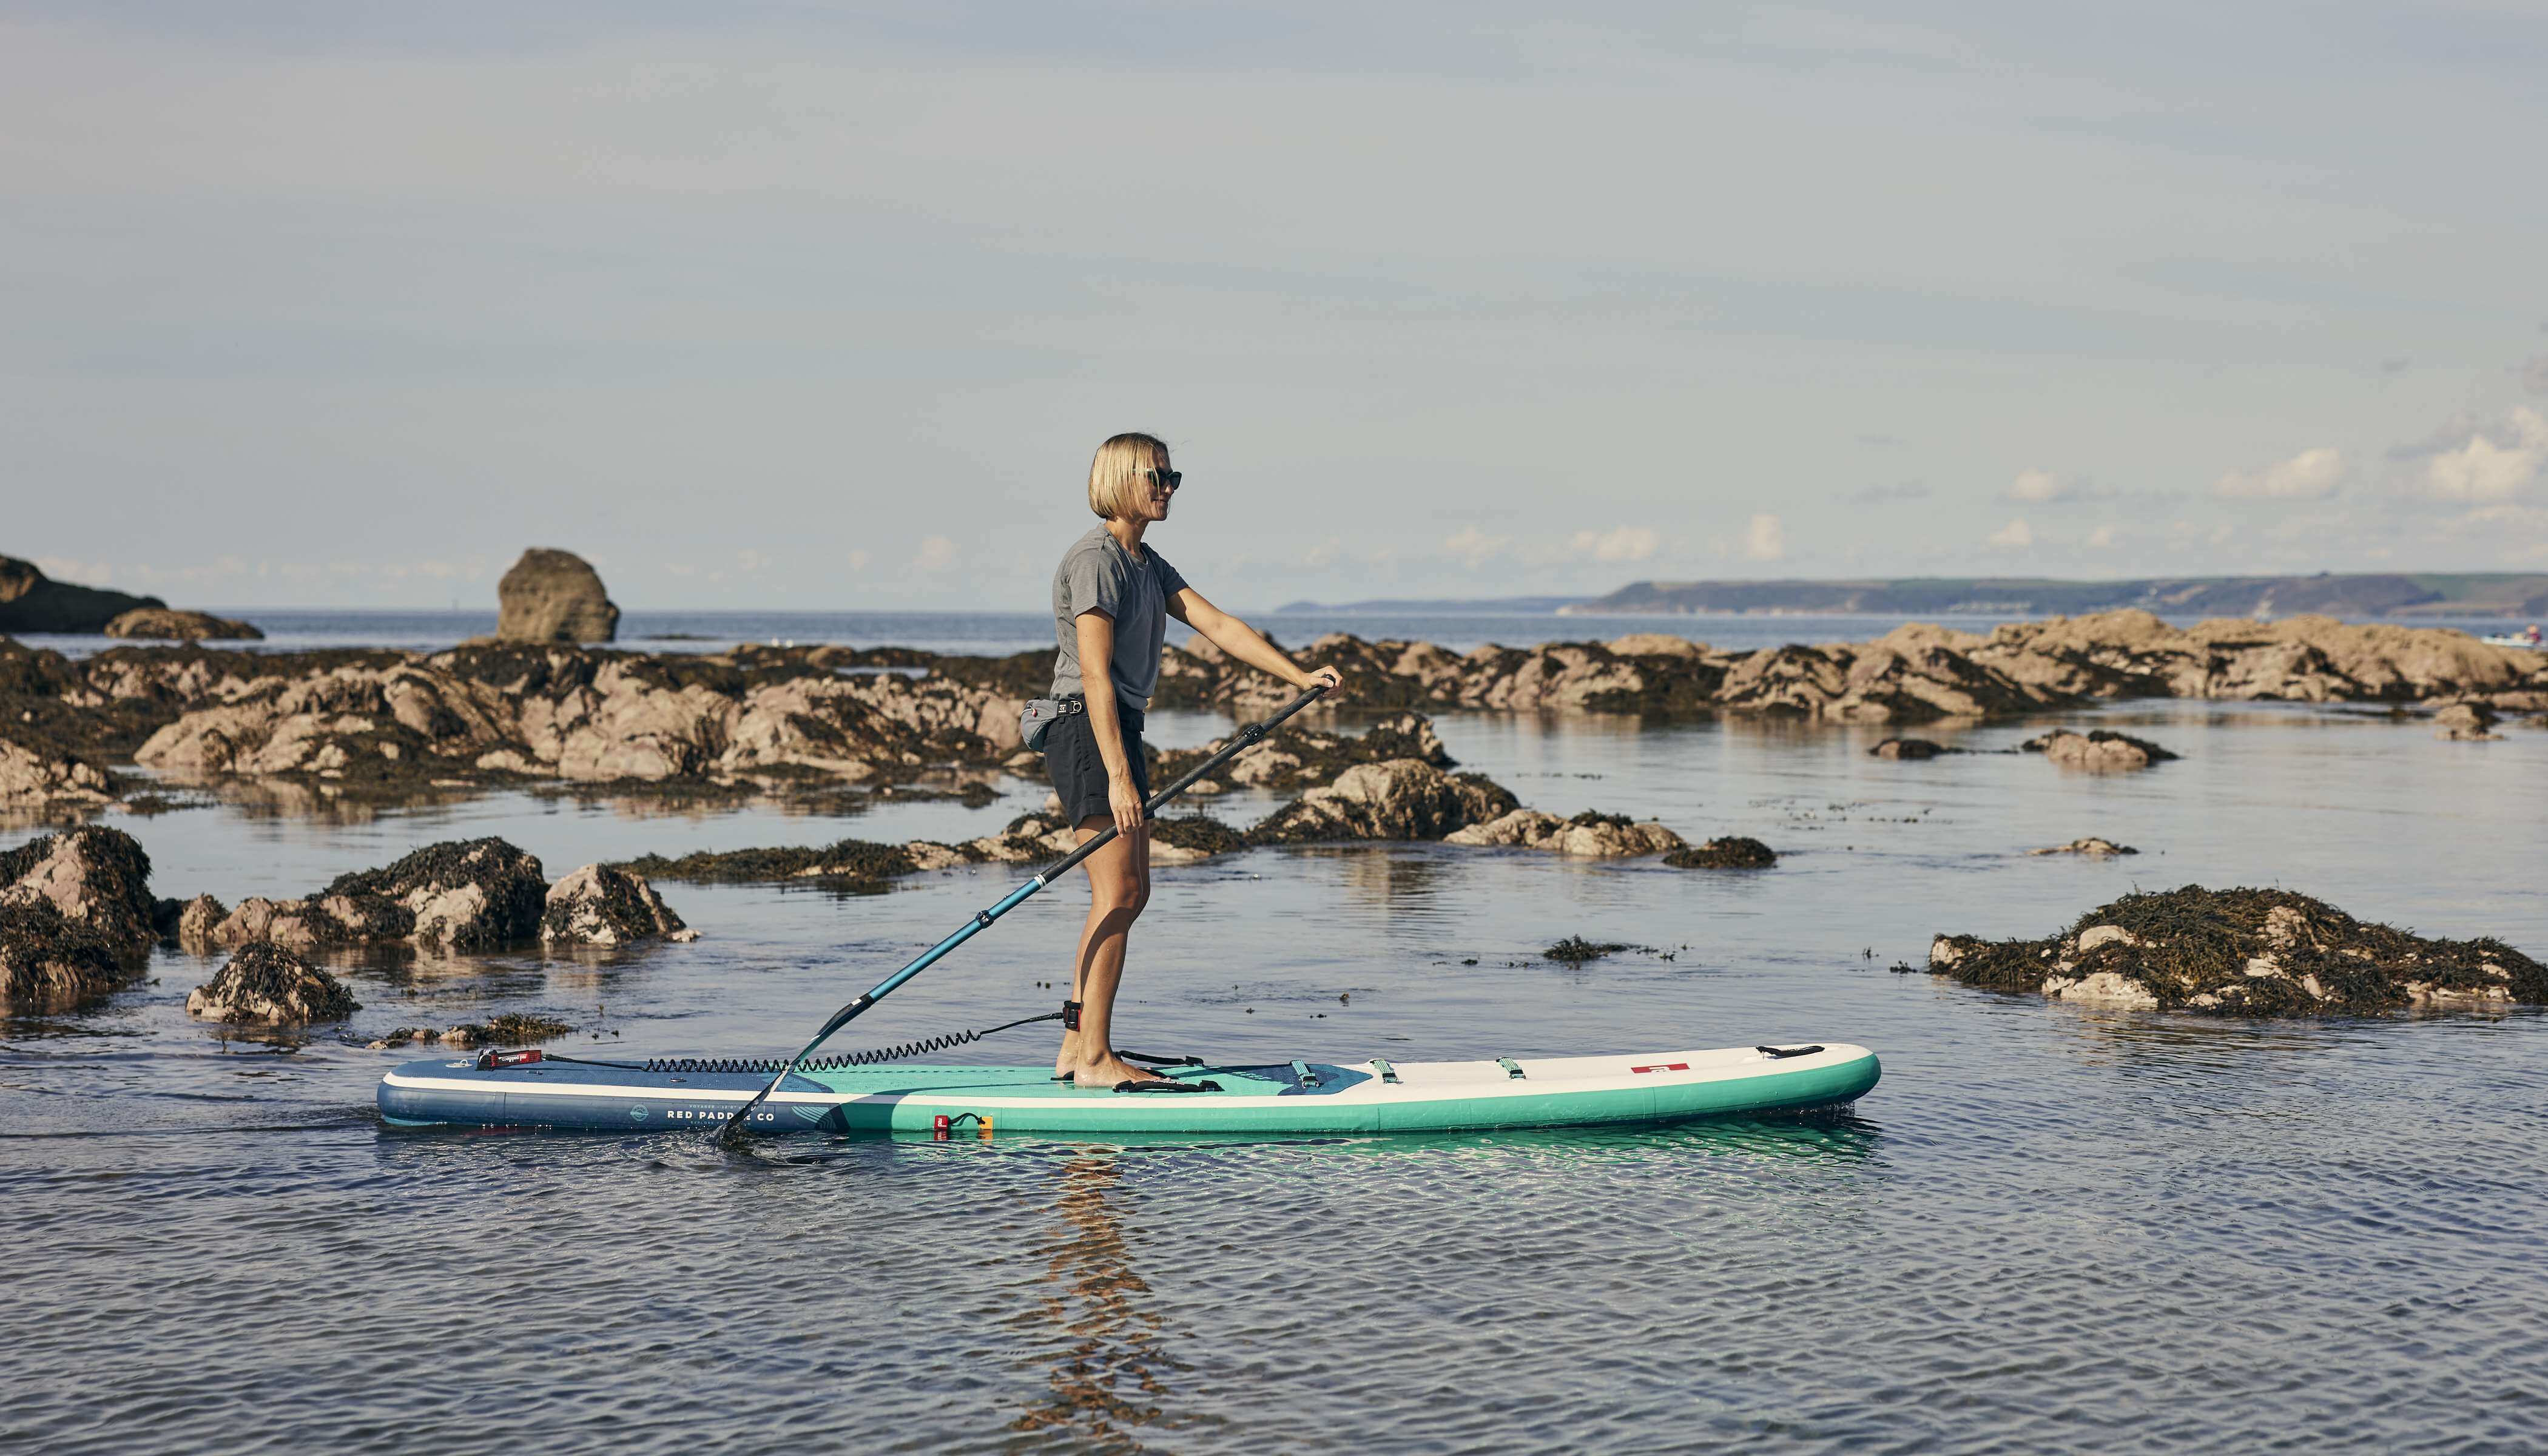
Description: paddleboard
xmin=377 ymin=1042 xmax=1879 ymax=1136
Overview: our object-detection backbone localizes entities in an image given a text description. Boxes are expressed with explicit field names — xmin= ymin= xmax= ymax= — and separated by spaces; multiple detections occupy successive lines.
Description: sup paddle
xmin=718 ymin=681 xmax=1331 ymax=1144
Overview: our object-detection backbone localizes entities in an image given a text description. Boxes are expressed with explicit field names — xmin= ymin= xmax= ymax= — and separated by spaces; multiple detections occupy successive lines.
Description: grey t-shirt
xmin=1050 ymin=525 xmax=1188 ymax=709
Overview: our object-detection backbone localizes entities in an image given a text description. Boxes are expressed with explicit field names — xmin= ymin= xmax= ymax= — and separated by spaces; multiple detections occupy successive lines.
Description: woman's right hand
xmin=1108 ymin=772 xmax=1147 ymax=838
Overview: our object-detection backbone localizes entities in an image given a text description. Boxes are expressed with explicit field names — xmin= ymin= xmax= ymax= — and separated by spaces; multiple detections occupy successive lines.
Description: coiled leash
xmin=715 ymin=682 xmax=1331 ymax=1144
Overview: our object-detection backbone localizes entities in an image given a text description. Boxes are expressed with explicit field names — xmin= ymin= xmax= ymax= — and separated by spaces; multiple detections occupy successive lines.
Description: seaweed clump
xmin=1149 ymin=815 xmax=1250 ymax=855
xmin=1663 ymin=837 xmax=1778 ymax=870
xmin=1545 ymin=937 xmax=1630 ymax=963
xmin=618 ymin=838 xmax=918 ymax=884
xmin=1929 ymin=885 xmax=2548 ymax=1016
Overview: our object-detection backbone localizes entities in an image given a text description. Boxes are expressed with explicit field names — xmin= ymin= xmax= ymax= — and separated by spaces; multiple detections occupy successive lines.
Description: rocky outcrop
xmin=186 ymin=942 xmax=359 ymax=1025
xmin=1927 ymin=886 xmax=2547 ymax=1016
xmin=2028 ymin=837 xmax=2137 ymax=857
xmin=541 ymin=864 xmax=698 ymax=946
xmin=1150 ymin=611 xmax=2548 ymax=723
xmin=1247 ymin=761 xmax=1520 ymax=845
xmin=372 ymin=1014 xmax=573 ymax=1050
xmin=2433 ymin=702 xmax=2500 ymax=741
xmin=497 ymin=548 xmax=619 ymax=643
xmin=1446 ymin=809 xmax=1685 ymax=857
xmin=0 ymin=724 xmax=118 ymax=804
xmin=207 ymin=837 xmax=550 ymax=950
xmin=2021 ymin=729 xmax=2176 ymax=770
xmin=1151 ymin=711 xmax=1454 ymax=795
xmin=1 ymin=826 xmax=158 ymax=947
xmin=0 ymin=826 xmax=157 ymax=1008
xmin=1869 ymin=737 xmax=1952 ymax=760
xmin=1662 ymin=837 xmax=1778 ymax=869
xmin=0 ymin=556 xmax=163 ymax=634
xmin=104 ymin=608 xmax=263 ymax=641
xmin=173 ymin=892 xmax=227 ymax=949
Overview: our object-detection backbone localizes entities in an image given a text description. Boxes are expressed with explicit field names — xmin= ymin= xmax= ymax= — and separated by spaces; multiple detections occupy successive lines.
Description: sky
xmin=5 ymin=1 xmax=2546 ymax=612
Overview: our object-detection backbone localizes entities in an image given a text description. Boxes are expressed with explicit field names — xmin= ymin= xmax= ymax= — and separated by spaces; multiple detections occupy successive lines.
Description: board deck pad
xmin=379 ymin=1043 xmax=1880 ymax=1137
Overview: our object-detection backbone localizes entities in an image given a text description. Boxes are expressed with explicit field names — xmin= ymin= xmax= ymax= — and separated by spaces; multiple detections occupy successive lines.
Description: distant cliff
xmin=0 ymin=556 xmax=164 ymax=634
xmin=1565 ymin=573 xmax=2548 ymax=619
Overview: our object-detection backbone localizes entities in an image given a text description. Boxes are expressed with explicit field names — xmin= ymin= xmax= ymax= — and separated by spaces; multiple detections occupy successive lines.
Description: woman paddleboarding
xmin=1045 ymin=433 xmax=1342 ymax=1088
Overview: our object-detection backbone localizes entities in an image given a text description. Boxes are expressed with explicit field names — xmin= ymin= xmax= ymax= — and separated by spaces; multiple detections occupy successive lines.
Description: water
xmin=14 ymin=606 xmax=2538 ymax=661
xmin=6 ymin=687 xmax=2547 ymax=1449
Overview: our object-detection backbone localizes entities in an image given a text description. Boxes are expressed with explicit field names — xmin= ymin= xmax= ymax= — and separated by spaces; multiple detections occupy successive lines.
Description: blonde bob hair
xmin=1087 ymin=432 xmax=1171 ymax=520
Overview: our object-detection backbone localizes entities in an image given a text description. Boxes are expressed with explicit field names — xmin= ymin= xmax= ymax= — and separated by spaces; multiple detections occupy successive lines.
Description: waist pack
xmin=1019 ymin=695 xmax=1086 ymax=752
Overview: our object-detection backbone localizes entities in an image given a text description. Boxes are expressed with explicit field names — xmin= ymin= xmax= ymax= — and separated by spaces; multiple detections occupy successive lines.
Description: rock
xmin=209 ymin=837 xmax=548 ymax=950
xmin=0 ymin=900 xmax=138 ymax=1009
xmin=540 ymin=864 xmax=698 ymax=946
xmin=1662 ymin=837 xmax=1778 ymax=869
xmin=1445 ymin=809 xmax=1686 ymax=857
xmin=0 ymin=724 xmax=118 ymax=804
xmin=1245 ymin=760 xmax=1520 ymax=844
xmin=0 ymin=825 xmax=158 ymax=947
xmin=1927 ymin=885 xmax=2548 ymax=1016
xmin=1604 ymin=633 xmax=1707 ymax=659
xmin=2020 ymin=728 xmax=2176 ymax=770
xmin=2028 ymin=838 xmax=2138 ymax=857
xmin=174 ymin=892 xmax=228 ymax=949
xmin=1869 ymin=737 xmax=1949 ymax=760
xmin=497 ymin=548 xmax=619 ymax=643
xmin=186 ymin=942 xmax=359 ymax=1024
xmin=619 ymin=838 xmax=919 ymax=884
xmin=103 ymin=608 xmax=263 ymax=641
xmin=2433 ymin=701 xmax=2501 ymax=741
xmin=1151 ymin=711 xmax=1455 ymax=795
xmin=0 ymin=555 xmax=164 ymax=634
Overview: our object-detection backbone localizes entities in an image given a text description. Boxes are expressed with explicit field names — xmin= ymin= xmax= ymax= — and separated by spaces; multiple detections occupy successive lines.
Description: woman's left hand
xmin=1299 ymin=665 xmax=1344 ymax=698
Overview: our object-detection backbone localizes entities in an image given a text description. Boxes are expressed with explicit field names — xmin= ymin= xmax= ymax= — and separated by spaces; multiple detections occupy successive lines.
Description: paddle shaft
xmin=718 ymin=681 xmax=1330 ymax=1141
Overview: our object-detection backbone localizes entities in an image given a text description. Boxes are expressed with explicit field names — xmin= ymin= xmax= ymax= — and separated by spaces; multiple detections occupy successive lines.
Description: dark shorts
xmin=1045 ymin=699 xmax=1149 ymax=827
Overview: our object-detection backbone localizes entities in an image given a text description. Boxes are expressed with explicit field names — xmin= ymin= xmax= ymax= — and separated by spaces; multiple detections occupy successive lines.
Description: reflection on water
xmin=1007 ymin=1153 xmax=1193 ymax=1452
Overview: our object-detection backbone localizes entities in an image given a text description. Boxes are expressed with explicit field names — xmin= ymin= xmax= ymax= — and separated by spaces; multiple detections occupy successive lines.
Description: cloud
xmin=847 ymin=549 xmax=871 ymax=571
xmin=2398 ymin=407 xmax=2548 ymax=502
xmin=2522 ymin=356 xmax=2548 ymax=396
xmin=2004 ymin=469 xmax=2112 ymax=504
xmin=1571 ymin=525 xmax=1659 ymax=563
xmin=2214 ymin=445 xmax=2344 ymax=500
xmin=1842 ymin=479 xmax=1930 ymax=504
xmin=1443 ymin=525 xmax=1511 ymax=568
xmin=1741 ymin=514 xmax=1785 ymax=562
xmin=2085 ymin=524 xmax=2120 ymax=549
xmin=1985 ymin=518 xmax=2034 ymax=548
xmin=915 ymin=534 xmax=959 ymax=571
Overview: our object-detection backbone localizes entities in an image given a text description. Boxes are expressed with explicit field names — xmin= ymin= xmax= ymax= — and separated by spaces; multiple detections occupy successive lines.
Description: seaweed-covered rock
xmin=2027 ymin=837 xmax=2138 ymax=857
xmin=209 ymin=837 xmax=548 ymax=949
xmin=1446 ymin=809 xmax=1685 ymax=857
xmin=2020 ymin=728 xmax=2176 ymax=770
xmin=1869 ymin=737 xmax=1950 ymax=760
xmin=1928 ymin=886 xmax=2548 ymax=1016
xmin=0 ymin=723 xmax=118 ymax=804
xmin=104 ymin=608 xmax=263 ymax=642
xmin=2433 ymin=701 xmax=2500 ymax=741
xmin=174 ymin=892 xmax=228 ymax=949
xmin=1151 ymin=711 xmax=1455 ymax=795
xmin=186 ymin=942 xmax=359 ymax=1024
xmin=1244 ymin=760 xmax=1519 ymax=845
xmin=0 ymin=825 xmax=158 ymax=946
xmin=619 ymin=838 xmax=917 ymax=884
xmin=540 ymin=864 xmax=698 ymax=946
xmin=0 ymin=900 xmax=138 ymax=1009
xmin=497 ymin=548 xmax=619 ymax=643
xmin=1147 ymin=815 xmax=1251 ymax=858
xmin=1662 ymin=837 xmax=1777 ymax=869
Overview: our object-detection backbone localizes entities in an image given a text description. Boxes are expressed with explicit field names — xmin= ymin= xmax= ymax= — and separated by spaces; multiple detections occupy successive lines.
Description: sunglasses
xmin=1142 ymin=468 xmax=1183 ymax=490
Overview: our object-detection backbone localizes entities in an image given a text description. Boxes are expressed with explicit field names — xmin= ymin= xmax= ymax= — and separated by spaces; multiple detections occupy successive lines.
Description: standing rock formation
xmin=497 ymin=549 xmax=619 ymax=643
xmin=104 ymin=608 xmax=263 ymax=641
xmin=0 ymin=826 xmax=158 ymax=1008
xmin=0 ymin=556 xmax=164 ymax=634
xmin=187 ymin=942 xmax=360 ymax=1025
xmin=541 ymin=864 xmax=698 ymax=946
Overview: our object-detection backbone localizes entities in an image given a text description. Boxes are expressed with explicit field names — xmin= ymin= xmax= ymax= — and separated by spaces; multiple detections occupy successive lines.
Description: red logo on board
xmin=1630 ymin=1062 xmax=1690 ymax=1074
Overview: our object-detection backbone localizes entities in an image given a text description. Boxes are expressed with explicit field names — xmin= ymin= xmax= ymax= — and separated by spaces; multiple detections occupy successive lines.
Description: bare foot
xmin=1056 ymin=1051 xmax=1166 ymax=1089
xmin=1053 ymin=1030 xmax=1081 ymax=1079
